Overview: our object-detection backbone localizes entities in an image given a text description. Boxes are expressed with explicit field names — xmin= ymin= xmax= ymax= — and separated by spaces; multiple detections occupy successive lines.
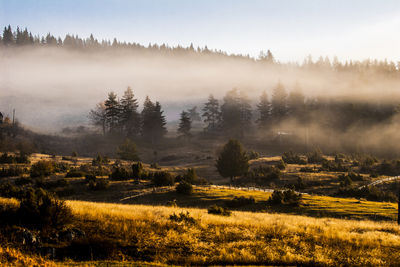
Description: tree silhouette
xmin=178 ymin=110 xmax=192 ymax=138
xmin=216 ymin=139 xmax=249 ymax=182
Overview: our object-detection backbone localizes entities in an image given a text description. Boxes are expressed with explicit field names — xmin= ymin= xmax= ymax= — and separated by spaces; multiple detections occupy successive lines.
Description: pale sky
xmin=1 ymin=0 xmax=400 ymax=62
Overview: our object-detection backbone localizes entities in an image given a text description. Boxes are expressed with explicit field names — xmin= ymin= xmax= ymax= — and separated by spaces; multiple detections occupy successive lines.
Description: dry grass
xmin=1 ymin=196 xmax=400 ymax=265
xmin=68 ymin=200 xmax=400 ymax=265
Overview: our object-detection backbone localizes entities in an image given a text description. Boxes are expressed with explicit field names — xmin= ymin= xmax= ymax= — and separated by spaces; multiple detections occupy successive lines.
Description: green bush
xmin=208 ymin=205 xmax=231 ymax=216
xmin=176 ymin=181 xmax=193 ymax=195
xmin=30 ymin=160 xmax=55 ymax=178
xmin=247 ymin=150 xmax=260 ymax=160
xmin=117 ymin=139 xmax=140 ymax=161
xmin=109 ymin=166 xmax=131 ymax=180
xmin=306 ymin=149 xmax=325 ymax=164
xmin=275 ymin=159 xmax=286 ymax=170
xmin=182 ymin=168 xmax=198 ymax=184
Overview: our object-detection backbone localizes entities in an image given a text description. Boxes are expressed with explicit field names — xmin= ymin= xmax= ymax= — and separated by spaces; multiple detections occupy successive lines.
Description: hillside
xmin=1 ymin=197 xmax=399 ymax=266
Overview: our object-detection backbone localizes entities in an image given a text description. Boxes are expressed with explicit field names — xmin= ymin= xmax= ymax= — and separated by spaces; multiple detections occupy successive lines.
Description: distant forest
xmin=1 ymin=25 xmax=400 ymax=77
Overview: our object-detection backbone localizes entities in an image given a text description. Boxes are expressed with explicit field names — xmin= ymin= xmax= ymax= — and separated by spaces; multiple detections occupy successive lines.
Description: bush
xmin=268 ymin=189 xmax=302 ymax=206
xmin=182 ymin=168 xmax=198 ymax=184
xmin=226 ymin=196 xmax=255 ymax=208
xmin=299 ymin=166 xmax=319 ymax=173
xmin=282 ymin=151 xmax=307 ymax=164
xmin=337 ymin=186 xmax=397 ymax=202
xmin=307 ymin=149 xmax=325 ymax=164
xmin=0 ymin=166 xmax=23 ymax=178
xmin=152 ymin=171 xmax=175 ymax=186
xmin=169 ymin=211 xmax=197 ymax=225
xmin=30 ymin=160 xmax=55 ymax=178
xmin=109 ymin=166 xmax=131 ymax=180
xmin=17 ymin=188 xmax=73 ymax=230
xmin=131 ymin=162 xmax=143 ymax=179
xmin=208 ymin=205 xmax=231 ymax=216
xmin=176 ymin=181 xmax=193 ymax=195
xmin=92 ymin=154 xmax=109 ymax=166
xmin=117 ymin=139 xmax=140 ymax=161
xmin=275 ymin=159 xmax=286 ymax=170
xmin=85 ymin=174 xmax=97 ymax=183
xmin=247 ymin=150 xmax=259 ymax=160
xmin=0 ymin=182 xmax=24 ymax=198
xmin=321 ymin=160 xmax=349 ymax=172
xmin=88 ymin=179 xmax=109 ymax=191
xmin=65 ymin=170 xmax=86 ymax=178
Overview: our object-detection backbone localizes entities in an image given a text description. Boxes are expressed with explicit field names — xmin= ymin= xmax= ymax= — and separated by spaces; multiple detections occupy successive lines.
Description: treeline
xmin=89 ymin=87 xmax=166 ymax=144
xmin=91 ymin=83 xmax=398 ymax=142
xmin=2 ymin=25 xmax=400 ymax=76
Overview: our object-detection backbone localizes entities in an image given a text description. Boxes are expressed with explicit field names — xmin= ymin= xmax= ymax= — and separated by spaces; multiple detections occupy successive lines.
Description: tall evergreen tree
xmin=216 ymin=139 xmax=249 ymax=183
xmin=2 ymin=25 xmax=14 ymax=46
xmin=119 ymin=87 xmax=140 ymax=137
xmin=288 ymin=83 xmax=306 ymax=122
xmin=239 ymin=90 xmax=252 ymax=136
xmin=104 ymin=92 xmax=120 ymax=134
xmin=187 ymin=106 xmax=201 ymax=121
xmin=178 ymin=111 xmax=192 ymax=138
xmin=221 ymin=89 xmax=241 ymax=136
xmin=257 ymin=91 xmax=270 ymax=129
xmin=141 ymin=97 xmax=167 ymax=144
xmin=202 ymin=94 xmax=221 ymax=133
xmin=271 ymin=82 xmax=288 ymax=123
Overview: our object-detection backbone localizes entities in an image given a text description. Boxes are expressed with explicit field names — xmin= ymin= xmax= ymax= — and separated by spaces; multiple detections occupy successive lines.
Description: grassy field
xmin=2 ymin=197 xmax=400 ymax=266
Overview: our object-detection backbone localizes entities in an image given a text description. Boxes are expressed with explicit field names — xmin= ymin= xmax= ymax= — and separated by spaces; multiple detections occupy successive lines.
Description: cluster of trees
xmin=89 ymin=87 xmax=166 ymax=144
xmin=2 ymin=25 xmax=400 ymax=76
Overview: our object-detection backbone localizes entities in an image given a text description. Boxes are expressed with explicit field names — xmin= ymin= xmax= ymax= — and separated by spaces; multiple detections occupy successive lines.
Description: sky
xmin=1 ymin=0 xmax=400 ymax=62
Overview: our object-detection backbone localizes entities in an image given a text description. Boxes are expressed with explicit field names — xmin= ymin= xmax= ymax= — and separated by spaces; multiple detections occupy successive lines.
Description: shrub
xmin=169 ymin=211 xmax=197 ymax=225
xmin=176 ymin=181 xmax=193 ymax=195
xmin=30 ymin=160 xmax=54 ymax=178
xmin=282 ymin=151 xmax=307 ymax=164
xmin=208 ymin=205 xmax=231 ymax=216
xmin=299 ymin=166 xmax=319 ymax=173
xmin=226 ymin=196 xmax=255 ymax=208
xmin=321 ymin=160 xmax=349 ymax=172
xmin=247 ymin=150 xmax=260 ymax=160
xmin=92 ymin=154 xmax=109 ymax=166
xmin=85 ymin=174 xmax=97 ymax=183
xmin=109 ymin=166 xmax=131 ymax=180
xmin=0 ymin=182 xmax=24 ymax=198
xmin=275 ymin=159 xmax=286 ymax=170
xmin=0 ymin=166 xmax=23 ymax=178
xmin=117 ymin=139 xmax=140 ymax=161
xmin=131 ymin=162 xmax=143 ymax=179
xmin=17 ymin=188 xmax=73 ymax=230
xmin=306 ymin=149 xmax=325 ymax=164
xmin=268 ymin=189 xmax=302 ymax=206
xmin=152 ymin=171 xmax=175 ymax=186
xmin=65 ymin=170 xmax=86 ymax=178
xmin=182 ymin=168 xmax=198 ymax=184
xmin=35 ymin=178 xmax=69 ymax=189
xmin=88 ymin=179 xmax=109 ymax=191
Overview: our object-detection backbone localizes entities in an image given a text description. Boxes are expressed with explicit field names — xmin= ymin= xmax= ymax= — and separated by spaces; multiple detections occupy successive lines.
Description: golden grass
xmin=1 ymin=196 xmax=399 ymax=265
xmin=0 ymin=245 xmax=57 ymax=267
xmin=67 ymin=199 xmax=400 ymax=265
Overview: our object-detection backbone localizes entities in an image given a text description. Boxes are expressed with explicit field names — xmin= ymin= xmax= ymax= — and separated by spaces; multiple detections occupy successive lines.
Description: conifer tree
xmin=141 ymin=97 xmax=167 ymax=144
xmin=2 ymin=25 xmax=14 ymax=46
xmin=89 ymin=102 xmax=107 ymax=135
xmin=178 ymin=111 xmax=192 ymax=138
xmin=257 ymin=91 xmax=270 ymax=129
xmin=288 ymin=83 xmax=306 ymax=122
xmin=221 ymin=89 xmax=241 ymax=136
xmin=104 ymin=92 xmax=120 ymax=134
xmin=119 ymin=87 xmax=140 ymax=137
xmin=271 ymin=82 xmax=288 ymax=123
xmin=202 ymin=94 xmax=221 ymax=133
xmin=216 ymin=139 xmax=249 ymax=182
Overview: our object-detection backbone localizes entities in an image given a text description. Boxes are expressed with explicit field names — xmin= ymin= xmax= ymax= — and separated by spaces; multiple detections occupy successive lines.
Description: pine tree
xmin=221 ymin=89 xmax=241 ymax=136
xmin=216 ymin=139 xmax=249 ymax=182
xmin=104 ymin=92 xmax=120 ymax=134
xmin=202 ymin=94 xmax=221 ymax=133
xmin=257 ymin=91 xmax=270 ymax=129
xmin=2 ymin=25 xmax=14 ymax=46
xmin=239 ymin=91 xmax=252 ymax=136
xmin=271 ymin=82 xmax=288 ymax=123
xmin=178 ymin=111 xmax=192 ymax=138
xmin=141 ymin=97 xmax=167 ymax=144
xmin=119 ymin=87 xmax=140 ymax=137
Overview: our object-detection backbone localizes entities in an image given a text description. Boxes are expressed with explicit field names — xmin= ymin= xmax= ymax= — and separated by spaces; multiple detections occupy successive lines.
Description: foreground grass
xmin=67 ymin=200 xmax=400 ymax=265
